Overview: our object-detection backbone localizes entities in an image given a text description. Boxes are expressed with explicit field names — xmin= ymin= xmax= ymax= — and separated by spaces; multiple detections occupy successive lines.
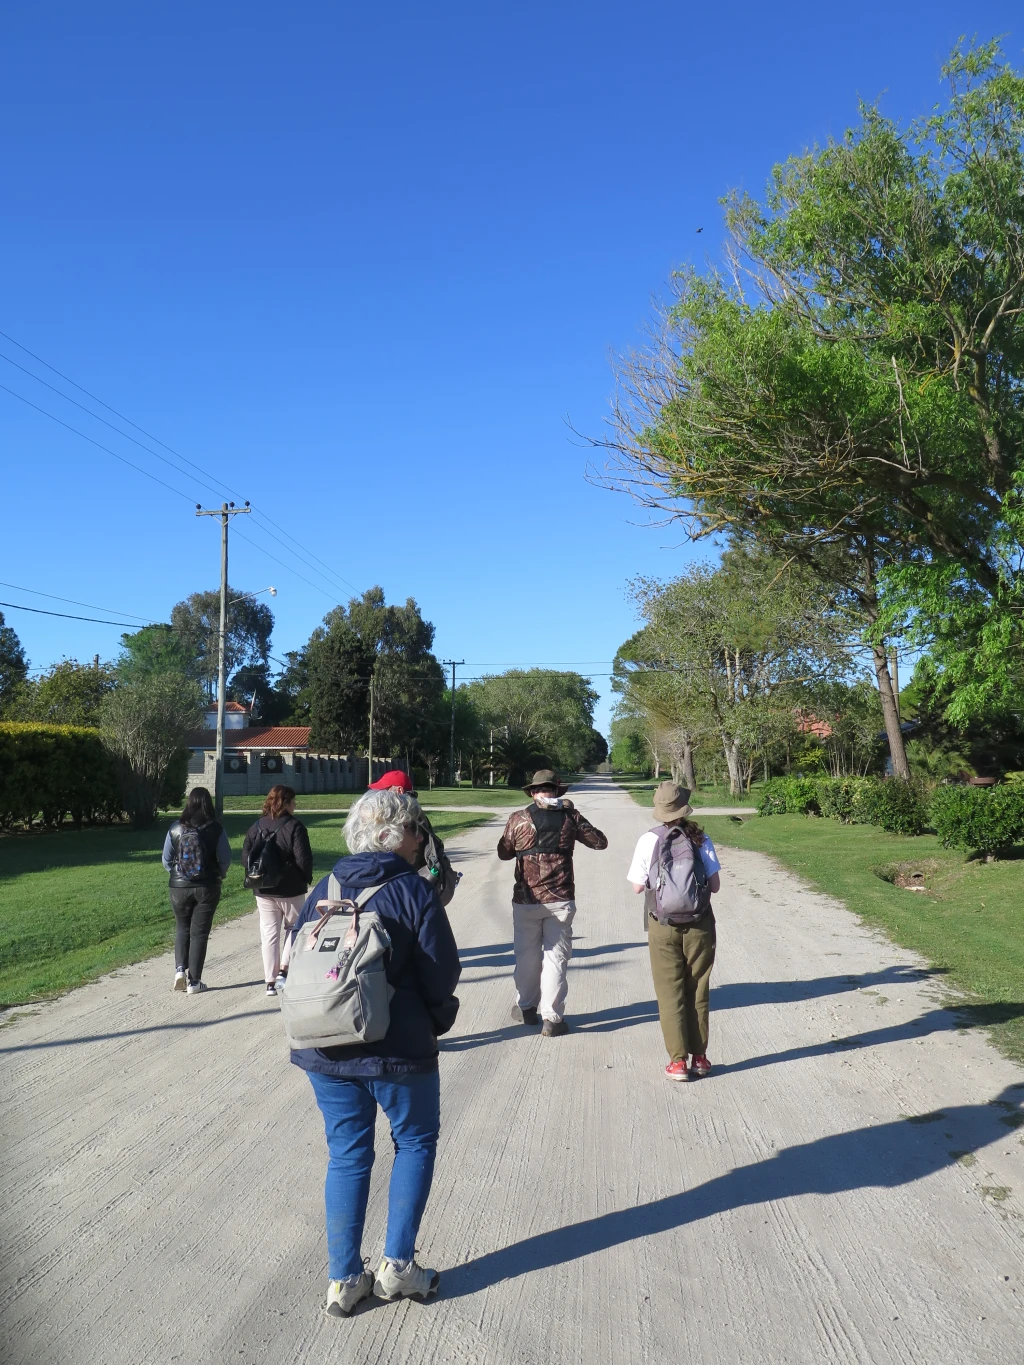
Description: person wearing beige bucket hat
xmin=496 ymin=770 xmax=608 ymax=1036
xmin=626 ymin=781 xmax=722 ymax=1082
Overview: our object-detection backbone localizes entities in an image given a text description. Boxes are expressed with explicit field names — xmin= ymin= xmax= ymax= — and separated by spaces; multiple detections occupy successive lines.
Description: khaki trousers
xmin=512 ymin=900 xmax=576 ymax=1023
xmin=647 ymin=911 xmax=716 ymax=1062
xmin=256 ymin=893 xmax=306 ymax=983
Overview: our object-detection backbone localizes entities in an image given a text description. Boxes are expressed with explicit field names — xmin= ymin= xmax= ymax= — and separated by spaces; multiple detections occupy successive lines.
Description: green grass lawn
xmin=618 ymin=778 xmax=759 ymax=808
xmin=698 ymin=812 xmax=1024 ymax=1063
xmin=0 ymin=810 xmax=490 ymax=1007
xmin=221 ymin=785 xmax=523 ymax=813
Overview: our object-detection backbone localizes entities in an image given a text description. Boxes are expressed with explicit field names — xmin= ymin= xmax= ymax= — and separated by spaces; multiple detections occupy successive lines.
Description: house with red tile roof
xmin=184 ymin=703 xmax=393 ymax=797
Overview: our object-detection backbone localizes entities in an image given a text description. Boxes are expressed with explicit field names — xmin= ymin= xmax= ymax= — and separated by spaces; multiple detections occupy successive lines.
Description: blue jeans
xmin=306 ymin=1069 xmax=441 ymax=1280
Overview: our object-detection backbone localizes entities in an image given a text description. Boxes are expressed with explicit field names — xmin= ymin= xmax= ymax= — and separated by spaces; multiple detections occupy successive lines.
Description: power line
xmin=0 ymin=599 xmax=159 ymax=628
xmin=0 ymin=350 xmax=229 ymax=503
xmin=0 ymin=579 xmax=155 ymax=623
xmin=1 ymin=329 xmax=364 ymax=602
xmin=1 ymin=383 xmax=197 ymax=503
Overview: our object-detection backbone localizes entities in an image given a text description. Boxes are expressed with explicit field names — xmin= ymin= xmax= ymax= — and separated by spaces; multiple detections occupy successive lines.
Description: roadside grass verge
xmin=618 ymin=778 xmax=759 ymax=808
xmin=698 ymin=812 xmax=1024 ymax=1064
xmin=220 ymin=785 xmax=522 ymax=813
xmin=0 ymin=811 xmax=490 ymax=1006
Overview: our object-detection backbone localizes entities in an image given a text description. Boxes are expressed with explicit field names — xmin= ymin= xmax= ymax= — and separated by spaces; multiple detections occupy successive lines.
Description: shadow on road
xmin=441 ymin=1083 xmax=1024 ymax=1298
xmin=711 ymin=964 xmax=946 ymax=1012
xmin=0 ymin=1008 xmax=272 ymax=1053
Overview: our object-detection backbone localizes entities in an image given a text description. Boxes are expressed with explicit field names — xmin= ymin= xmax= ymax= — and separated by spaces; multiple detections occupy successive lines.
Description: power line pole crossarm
xmin=442 ymin=659 xmax=464 ymax=787
xmin=196 ymin=501 xmax=251 ymax=816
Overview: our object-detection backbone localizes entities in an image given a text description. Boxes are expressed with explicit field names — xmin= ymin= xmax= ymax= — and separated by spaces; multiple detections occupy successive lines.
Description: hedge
xmin=0 ymin=723 xmax=123 ymax=829
xmin=931 ymin=784 xmax=1024 ymax=857
xmin=757 ymin=774 xmax=928 ymax=836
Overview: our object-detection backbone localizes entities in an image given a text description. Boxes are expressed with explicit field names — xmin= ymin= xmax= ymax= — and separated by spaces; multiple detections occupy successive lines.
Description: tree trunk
xmin=871 ymin=643 xmax=910 ymax=779
xmin=722 ymin=735 xmax=743 ymax=795
xmin=682 ymin=737 xmax=696 ymax=791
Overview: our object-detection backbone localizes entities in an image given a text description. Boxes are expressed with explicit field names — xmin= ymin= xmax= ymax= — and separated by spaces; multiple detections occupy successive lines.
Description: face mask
xmin=534 ymin=793 xmax=563 ymax=808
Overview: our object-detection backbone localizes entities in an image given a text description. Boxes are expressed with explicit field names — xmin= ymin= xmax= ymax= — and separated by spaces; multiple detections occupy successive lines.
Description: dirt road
xmin=3 ymin=777 xmax=1023 ymax=1363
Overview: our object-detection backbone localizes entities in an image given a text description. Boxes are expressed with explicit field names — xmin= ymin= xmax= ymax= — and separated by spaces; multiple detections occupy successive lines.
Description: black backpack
xmin=244 ymin=818 xmax=288 ymax=892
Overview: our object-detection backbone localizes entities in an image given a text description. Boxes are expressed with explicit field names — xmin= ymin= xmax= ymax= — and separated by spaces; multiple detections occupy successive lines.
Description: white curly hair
xmin=344 ymin=787 xmax=424 ymax=853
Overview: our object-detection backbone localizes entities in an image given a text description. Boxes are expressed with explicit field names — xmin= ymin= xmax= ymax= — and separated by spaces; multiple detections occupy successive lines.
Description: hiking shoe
xmin=541 ymin=1019 xmax=568 ymax=1038
xmin=665 ymin=1059 xmax=693 ymax=1082
xmin=173 ymin=970 xmax=187 ymax=992
xmin=265 ymin=982 xmax=277 ymax=997
xmin=511 ymin=1005 xmax=540 ymax=1026
xmin=325 ymin=1272 xmax=374 ymax=1317
xmin=691 ymin=1055 xmax=712 ymax=1077
xmin=186 ymin=980 xmax=208 ymax=995
xmin=374 ymin=1258 xmax=440 ymax=1301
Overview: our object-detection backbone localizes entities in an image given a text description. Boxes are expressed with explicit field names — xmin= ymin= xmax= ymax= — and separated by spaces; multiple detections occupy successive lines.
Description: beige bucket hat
xmin=652 ymin=781 xmax=693 ymax=822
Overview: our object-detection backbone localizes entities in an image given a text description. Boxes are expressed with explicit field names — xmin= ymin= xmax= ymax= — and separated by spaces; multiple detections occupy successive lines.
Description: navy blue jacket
xmin=288 ymin=851 xmax=461 ymax=1077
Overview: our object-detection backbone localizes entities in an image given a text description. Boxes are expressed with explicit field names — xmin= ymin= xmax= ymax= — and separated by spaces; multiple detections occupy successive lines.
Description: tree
xmin=14 ymin=658 xmax=117 ymax=727
xmin=599 ymin=41 xmax=1024 ymax=773
xmin=170 ymin=588 xmax=274 ymax=698
xmin=621 ymin=548 xmax=849 ymax=794
xmin=0 ymin=610 xmax=28 ymax=714
xmin=465 ymin=670 xmax=600 ymax=784
xmin=306 ymin=622 xmax=375 ymax=752
xmin=117 ymin=624 xmax=193 ymax=681
xmin=609 ymin=715 xmax=650 ymax=773
xmin=100 ymin=673 xmax=203 ymax=827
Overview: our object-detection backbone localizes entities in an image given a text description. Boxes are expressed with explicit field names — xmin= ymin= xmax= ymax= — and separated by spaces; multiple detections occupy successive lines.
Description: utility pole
xmin=442 ymin=659 xmax=464 ymax=787
xmin=367 ymin=672 xmax=374 ymax=789
xmin=196 ymin=501 xmax=251 ymax=816
xmin=489 ymin=728 xmax=494 ymax=786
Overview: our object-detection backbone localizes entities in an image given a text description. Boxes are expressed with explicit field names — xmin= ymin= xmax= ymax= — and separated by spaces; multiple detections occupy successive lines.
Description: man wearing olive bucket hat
xmin=496 ymin=770 xmax=608 ymax=1036
xmin=626 ymin=781 xmax=722 ymax=1081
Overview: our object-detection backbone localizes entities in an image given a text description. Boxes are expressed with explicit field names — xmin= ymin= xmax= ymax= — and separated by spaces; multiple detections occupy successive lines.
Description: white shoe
xmin=173 ymin=970 xmax=187 ymax=992
xmin=325 ymin=1271 xmax=373 ymax=1317
xmin=186 ymin=980 xmax=207 ymax=994
xmin=374 ymin=1258 xmax=440 ymax=1301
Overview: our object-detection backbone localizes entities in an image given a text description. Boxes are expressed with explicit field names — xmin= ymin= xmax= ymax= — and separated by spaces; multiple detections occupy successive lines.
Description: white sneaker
xmin=374 ymin=1258 xmax=440 ymax=1301
xmin=186 ymin=980 xmax=207 ymax=994
xmin=325 ymin=1271 xmax=373 ymax=1317
xmin=173 ymin=970 xmax=187 ymax=992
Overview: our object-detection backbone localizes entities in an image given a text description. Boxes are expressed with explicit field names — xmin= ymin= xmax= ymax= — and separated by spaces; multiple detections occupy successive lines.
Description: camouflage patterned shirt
xmin=496 ymin=800 xmax=609 ymax=904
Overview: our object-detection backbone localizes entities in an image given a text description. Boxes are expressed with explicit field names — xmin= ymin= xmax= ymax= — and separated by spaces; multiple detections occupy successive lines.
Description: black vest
xmin=520 ymin=803 xmax=568 ymax=854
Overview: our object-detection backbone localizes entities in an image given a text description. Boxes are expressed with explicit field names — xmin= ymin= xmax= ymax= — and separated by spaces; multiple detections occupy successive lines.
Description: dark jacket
xmin=162 ymin=820 xmax=232 ymax=888
xmin=289 ymin=850 xmax=461 ymax=1077
xmin=497 ymin=800 xmax=608 ymax=903
xmin=241 ymin=813 xmax=313 ymax=898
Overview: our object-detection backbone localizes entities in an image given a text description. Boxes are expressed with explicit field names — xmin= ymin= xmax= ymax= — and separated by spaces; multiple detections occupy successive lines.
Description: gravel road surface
xmin=3 ymin=776 xmax=1024 ymax=1364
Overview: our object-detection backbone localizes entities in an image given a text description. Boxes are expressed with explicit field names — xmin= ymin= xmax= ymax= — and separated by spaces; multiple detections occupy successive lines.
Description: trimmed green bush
xmin=852 ymin=777 xmax=929 ymax=836
xmin=757 ymin=777 xmax=821 ymax=816
xmin=931 ymin=784 xmax=1024 ymax=856
xmin=816 ymin=777 xmax=864 ymax=823
xmin=0 ymin=722 xmax=122 ymax=829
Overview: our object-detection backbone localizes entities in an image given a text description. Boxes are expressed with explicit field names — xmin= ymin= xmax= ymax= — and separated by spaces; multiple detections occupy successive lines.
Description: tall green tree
xmin=117 ymin=624 xmax=193 ymax=680
xmin=169 ymin=588 xmax=274 ymax=699
xmin=13 ymin=658 xmax=117 ymax=727
xmin=100 ymin=672 xmax=203 ymax=828
xmin=621 ymin=548 xmax=849 ymax=793
xmin=0 ymin=610 xmax=28 ymax=715
xmin=465 ymin=669 xmax=600 ymax=784
xmin=601 ymin=40 xmax=1024 ymax=769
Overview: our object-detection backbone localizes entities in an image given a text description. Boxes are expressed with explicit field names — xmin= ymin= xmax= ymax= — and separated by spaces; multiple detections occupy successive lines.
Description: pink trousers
xmin=256 ymin=893 xmax=306 ymax=983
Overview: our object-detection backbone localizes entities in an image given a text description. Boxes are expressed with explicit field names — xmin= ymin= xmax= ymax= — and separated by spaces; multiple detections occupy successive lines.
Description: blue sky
xmin=3 ymin=2 xmax=1019 ymax=735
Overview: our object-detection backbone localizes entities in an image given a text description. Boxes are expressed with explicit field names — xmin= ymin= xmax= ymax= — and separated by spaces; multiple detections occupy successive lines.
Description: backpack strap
xmin=307 ymin=878 xmax=400 ymax=951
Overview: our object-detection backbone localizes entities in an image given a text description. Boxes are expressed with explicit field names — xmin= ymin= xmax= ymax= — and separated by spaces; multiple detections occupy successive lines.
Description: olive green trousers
xmin=647 ymin=911 xmax=716 ymax=1062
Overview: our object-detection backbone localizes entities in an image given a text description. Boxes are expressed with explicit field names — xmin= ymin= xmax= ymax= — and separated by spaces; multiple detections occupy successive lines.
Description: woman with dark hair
xmin=161 ymin=785 xmax=232 ymax=994
xmin=627 ymin=781 xmax=722 ymax=1082
xmin=242 ymin=784 xmax=313 ymax=996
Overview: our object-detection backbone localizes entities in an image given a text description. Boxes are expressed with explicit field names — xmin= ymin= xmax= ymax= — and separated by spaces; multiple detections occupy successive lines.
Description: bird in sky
xmin=696 ymin=227 xmax=704 ymax=233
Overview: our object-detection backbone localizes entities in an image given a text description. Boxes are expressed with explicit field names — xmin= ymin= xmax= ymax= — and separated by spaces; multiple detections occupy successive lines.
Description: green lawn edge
xmin=693 ymin=812 xmax=1024 ymax=1066
xmin=0 ymin=810 xmax=491 ymax=1008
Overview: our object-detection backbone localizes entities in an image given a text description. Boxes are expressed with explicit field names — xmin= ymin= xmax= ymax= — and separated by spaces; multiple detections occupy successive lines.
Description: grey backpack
xmin=279 ymin=874 xmax=396 ymax=1049
xmin=648 ymin=824 xmax=710 ymax=926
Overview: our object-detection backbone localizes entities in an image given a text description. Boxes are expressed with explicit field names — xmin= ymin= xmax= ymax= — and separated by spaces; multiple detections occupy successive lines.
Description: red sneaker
xmin=664 ymin=1059 xmax=692 ymax=1082
xmin=690 ymin=1055 xmax=712 ymax=1077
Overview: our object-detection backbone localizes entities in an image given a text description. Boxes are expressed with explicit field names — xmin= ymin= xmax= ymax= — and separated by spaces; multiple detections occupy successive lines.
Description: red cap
xmin=368 ymin=770 xmax=415 ymax=793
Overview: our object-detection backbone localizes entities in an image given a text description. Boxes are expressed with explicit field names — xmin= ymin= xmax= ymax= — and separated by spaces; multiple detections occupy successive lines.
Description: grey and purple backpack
xmin=647 ymin=824 xmax=711 ymax=926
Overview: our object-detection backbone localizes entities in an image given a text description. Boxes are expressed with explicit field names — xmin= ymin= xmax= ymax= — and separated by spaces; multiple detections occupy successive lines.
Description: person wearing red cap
xmin=368 ymin=771 xmax=415 ymax=794
xmin=368 ymin=770 xmax=459 ymax=905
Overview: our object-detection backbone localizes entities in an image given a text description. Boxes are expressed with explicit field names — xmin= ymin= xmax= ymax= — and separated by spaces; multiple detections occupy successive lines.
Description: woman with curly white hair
xmin=288 ymin=786 xmax=461 ymax=1318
